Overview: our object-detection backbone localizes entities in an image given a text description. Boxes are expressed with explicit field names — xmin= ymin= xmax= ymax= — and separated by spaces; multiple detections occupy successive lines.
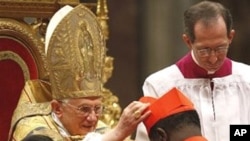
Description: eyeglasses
xmin=195 ymin=46 xmax=228 ymax=57
xmin=60 ymin=101 xmax=104 ymax=117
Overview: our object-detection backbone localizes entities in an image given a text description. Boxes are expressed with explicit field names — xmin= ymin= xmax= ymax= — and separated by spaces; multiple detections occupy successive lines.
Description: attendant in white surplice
xmin=136 ymin=1 xmax=250 ymax=141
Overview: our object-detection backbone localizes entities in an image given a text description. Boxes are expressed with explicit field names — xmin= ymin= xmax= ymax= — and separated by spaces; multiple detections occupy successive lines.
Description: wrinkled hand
xmin=102 ymin=101 xmax=151 ymax=141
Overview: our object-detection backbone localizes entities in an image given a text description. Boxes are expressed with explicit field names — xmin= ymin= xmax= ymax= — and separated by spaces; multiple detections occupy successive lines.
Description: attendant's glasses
xmin=60 ymin=101 xmax=104 ymax=117
xmin=195 ymin=46 xmax=228 ymax=57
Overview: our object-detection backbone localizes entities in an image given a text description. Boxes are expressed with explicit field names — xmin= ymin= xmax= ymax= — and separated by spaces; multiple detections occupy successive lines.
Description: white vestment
xmin=83 ymin=132 xmax=102 ymax=141
xmin=136 ymin=61 xmax=250 ymax=141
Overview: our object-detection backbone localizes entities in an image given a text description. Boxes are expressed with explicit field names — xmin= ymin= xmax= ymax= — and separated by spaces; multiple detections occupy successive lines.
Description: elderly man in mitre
xmin=9 ymin=4 xmax=150 ymax=141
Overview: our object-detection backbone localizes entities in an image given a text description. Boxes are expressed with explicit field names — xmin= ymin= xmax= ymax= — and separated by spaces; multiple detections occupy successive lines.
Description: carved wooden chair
xmin=0 ymin=1 xmax=121 ymax=141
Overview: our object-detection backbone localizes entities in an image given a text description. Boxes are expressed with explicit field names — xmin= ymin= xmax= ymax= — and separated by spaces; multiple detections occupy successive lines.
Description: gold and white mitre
xmin=46 ymin=4 xmax=107 ymax=100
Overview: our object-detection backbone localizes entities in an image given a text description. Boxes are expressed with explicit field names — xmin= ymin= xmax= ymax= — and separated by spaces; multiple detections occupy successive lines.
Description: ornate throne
xmin=0 ymin=1 xmax=121 ymax=141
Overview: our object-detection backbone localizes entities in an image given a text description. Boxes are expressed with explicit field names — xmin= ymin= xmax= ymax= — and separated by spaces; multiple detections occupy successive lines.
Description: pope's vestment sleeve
xmin=82 ymin=132 xmax=103 ymax=141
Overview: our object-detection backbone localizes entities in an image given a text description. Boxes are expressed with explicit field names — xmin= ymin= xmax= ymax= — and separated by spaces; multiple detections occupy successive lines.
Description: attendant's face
xmin=52 ymin=97 xmax=103 ymax=136
xmin=183 ymin=16 xmax=235 ymax=72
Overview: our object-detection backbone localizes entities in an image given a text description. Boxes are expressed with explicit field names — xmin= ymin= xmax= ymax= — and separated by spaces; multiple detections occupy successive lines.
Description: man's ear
xmin=51 ymin=100 xmax=63 ymax=116
xmin=156 ymin=128 xmax=168 ymax=141
xmin=228 ymin=29 xmax=235 ymax=44
xmin=182 ymin=34 xmax=192 ymax=50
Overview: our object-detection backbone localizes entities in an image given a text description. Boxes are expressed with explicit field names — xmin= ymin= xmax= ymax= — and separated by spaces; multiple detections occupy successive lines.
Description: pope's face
xmin=186 ymin=16 xmax=234 ymax=73
xmin=55 ymin=97 xmax=103 ymax=136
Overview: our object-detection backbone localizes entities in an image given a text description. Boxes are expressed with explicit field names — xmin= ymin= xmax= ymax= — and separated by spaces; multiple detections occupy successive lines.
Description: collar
xmin=184 ymin=136 xmax=208 ymax=141
xmin=191 ymin=50 xmax=215 ymax=74
xmin=51 ymin=112 xmax=71 ymax=137
xmin=176 ymin=51 xmax=232 ymax=78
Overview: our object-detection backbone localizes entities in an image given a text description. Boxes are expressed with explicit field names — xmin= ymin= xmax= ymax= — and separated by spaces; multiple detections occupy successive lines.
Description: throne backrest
xmin=0 ymin=16 xmax=47 ymax=141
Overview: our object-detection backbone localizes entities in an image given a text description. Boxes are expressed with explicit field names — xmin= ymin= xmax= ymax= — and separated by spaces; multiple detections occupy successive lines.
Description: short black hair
xmin=22 ymin=134 xmax=53 ymax=141
xmin=183 ymin=0 xmax=233 ymax=43
xmin=148 ymin=110 xmax=200 ymax=141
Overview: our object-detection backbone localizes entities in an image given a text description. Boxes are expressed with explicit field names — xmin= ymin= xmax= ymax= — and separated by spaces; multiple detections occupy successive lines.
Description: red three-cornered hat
xmin=139 ymin=87 xmax=195 ymax=133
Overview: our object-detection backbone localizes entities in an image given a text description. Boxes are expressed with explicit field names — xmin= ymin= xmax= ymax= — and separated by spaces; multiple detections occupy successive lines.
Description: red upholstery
xmin=0 ymin=37 xmax=38 ymax=141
